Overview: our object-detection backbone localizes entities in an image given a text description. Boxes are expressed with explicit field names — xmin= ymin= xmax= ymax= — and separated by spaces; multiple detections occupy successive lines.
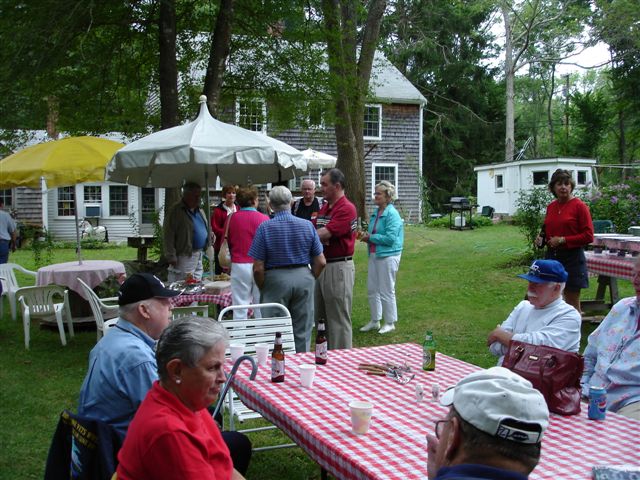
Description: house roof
xmin=370 ymin=52 xmax=427 ymax=105
xmin=474 ymin=157 xmax=597 ymax=172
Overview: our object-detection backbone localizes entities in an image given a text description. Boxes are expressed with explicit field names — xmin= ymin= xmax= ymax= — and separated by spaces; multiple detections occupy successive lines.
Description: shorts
xmin=545 ymin=247 xmax=588 ymax=291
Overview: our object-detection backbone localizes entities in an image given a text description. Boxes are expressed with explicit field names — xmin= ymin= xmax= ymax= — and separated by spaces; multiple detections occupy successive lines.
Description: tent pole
xmin=73 ymin=186 xmax=83 ymax=264
xmin=205 ymin=171 xmax=214 ymax=278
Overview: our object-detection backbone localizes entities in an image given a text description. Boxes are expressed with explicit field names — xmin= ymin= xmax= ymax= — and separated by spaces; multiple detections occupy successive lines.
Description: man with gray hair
xmin=292 ymin=179 xmax=321 ymax=221
xmin=487 ymin=259 xmax=581 ymax=365
xmin=249 ymin=186 xmax=326 ymax=352
xmin=163 ymin=182 xmax=210 ymax=282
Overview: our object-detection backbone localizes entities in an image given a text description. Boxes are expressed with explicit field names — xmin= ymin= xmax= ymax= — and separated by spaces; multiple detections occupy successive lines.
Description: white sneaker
xmin=378 ymin=323 xmax=395 ymax=334
xmin=360 ymin=321 xmax=380 ymax=332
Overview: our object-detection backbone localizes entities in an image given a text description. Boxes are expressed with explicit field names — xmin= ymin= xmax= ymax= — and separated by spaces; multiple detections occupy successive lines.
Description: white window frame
xmin=0 ymin=189 xmax=13 ymax=208
xmin=57 ymin=186 xmax=76 ymax=217
xmin=532 ymin=170 xmax=548 ymax=186
xmin=371 ymin=163 xmax=399 ymax=197
xmin=108 ymin=185 xmax=129 ymax=217
xmin=495 ymin=174 xmax=504 ymax=191
xmin=363 ymin=104 xmax=382 ymax=140
xmin=575 ymin=170 xmax=588 ymax=186
xmin=235 ymin=98 xmax=267 ymax=134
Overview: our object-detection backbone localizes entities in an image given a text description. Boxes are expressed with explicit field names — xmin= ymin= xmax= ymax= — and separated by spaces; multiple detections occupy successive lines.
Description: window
xmin=57 ymin=187 xmax=75 ymax=216
xmin=0 ymin=189 xmax=12 ymax=208
xmin=235 ymin=98 xmax=266 ymax=133
xmin=532 ymin=171 xmax=548 ymax=186
xmin=84 ymin=186 xmax=102 ymax=203
xmin=363 ymin=104 xmax=382 ymax=140
xmin=308 ymin=101 xmax=326 ymax=129
xmin=371 ymin=163 xmax=398 ymax=197
xmin=141 ymin=188 xmax=156 ymax=224
xmin=576 ymin=170 xmax=587 ymax=185
xmin=495 ymin=174 xmax=504 ymax=190
xmin=109 ymin=186 xmax=128 ymax=216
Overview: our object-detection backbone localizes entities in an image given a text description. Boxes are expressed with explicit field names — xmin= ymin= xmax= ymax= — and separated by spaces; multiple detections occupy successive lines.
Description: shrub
xmin=427 ymin=214 xmax=493 ymax=229
xmin=513 ymin=187 xmax=553 ymax=259
xmin=583 ymin=176 xmax=640 ymax=233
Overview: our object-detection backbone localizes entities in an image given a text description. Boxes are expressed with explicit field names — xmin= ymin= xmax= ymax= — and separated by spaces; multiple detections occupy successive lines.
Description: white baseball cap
xmin=440 ymin=367 xmax=549 ymax=444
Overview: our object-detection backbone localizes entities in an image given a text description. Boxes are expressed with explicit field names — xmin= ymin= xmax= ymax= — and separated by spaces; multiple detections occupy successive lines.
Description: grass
xmin=0 ymin=225 xmax=634 ymax=479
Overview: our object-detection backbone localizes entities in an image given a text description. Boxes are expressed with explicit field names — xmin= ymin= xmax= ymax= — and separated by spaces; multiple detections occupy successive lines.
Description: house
xmin=1 ymin=52 xmax=426 ymax=241
xmin=474 ymin=157 xmax=597 ymax=216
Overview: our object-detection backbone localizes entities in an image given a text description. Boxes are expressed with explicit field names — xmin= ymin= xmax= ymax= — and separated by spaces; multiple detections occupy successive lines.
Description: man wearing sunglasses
xmin=487 ymin=259 xmax=581 ymax=365
xmin=426 ymin=367 xmax=549 ymax=480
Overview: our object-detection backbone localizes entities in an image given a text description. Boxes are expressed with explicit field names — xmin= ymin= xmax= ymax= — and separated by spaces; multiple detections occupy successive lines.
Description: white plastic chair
xmin=0 ymin=263 xmax=37 ymax=321
xmin=77 ymin=279 xmax=119 ymax=342
xmin=216 ymin=302 xmax=296 ymax=451
xmin=16 ymin=285 xmax=74 ymax=349
xmin=171 ymin=305 xmax=209 ymax=320
xmin=102 ymin=318 xmax=119 ymax=334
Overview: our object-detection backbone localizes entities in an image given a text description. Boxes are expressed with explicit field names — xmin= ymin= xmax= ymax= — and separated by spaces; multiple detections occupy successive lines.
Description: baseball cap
xmin=117 ymin=273 xmax=181 ymax=306
xmin=440 ymin=367 xmax=549 ymax=444
xmin=517 ymin=259 xmax=568 ymax=284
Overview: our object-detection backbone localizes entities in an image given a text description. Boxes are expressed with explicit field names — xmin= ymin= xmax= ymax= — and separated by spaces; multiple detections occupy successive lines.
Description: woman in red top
xmin=117 ymin=317 xmax=247 ymax=480
xmin=211 ymin=185 xmax=238 ymax=274
xmin=537 ymin=169 xmax=594 ymax=313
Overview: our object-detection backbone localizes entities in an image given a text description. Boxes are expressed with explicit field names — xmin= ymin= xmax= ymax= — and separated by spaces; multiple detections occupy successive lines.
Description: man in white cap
xmin=427 ymin=367 xmax=550 ymax=480
xmin=487 ymin=259 xmax=581 ymax=365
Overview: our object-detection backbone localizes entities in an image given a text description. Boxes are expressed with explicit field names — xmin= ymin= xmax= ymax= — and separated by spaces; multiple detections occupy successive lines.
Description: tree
xmin=321 ymin=0 xmax=387 ymax=218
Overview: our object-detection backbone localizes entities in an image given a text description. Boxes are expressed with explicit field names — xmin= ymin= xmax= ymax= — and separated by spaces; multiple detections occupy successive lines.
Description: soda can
xmin=587 ymin=386 xmax=607 ymax=420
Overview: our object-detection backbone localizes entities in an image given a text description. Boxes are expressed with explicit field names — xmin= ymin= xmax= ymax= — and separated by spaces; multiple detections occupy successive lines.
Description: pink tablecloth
xmin=171 ymin=292 xmax=233 ymax=308
xmin=585 ymin=251 xmax=636 ymax=281
xmin=229 ymin=343 xmax=640 ymax=480
xmin=37 ymin=260 xmax=126 ymax=300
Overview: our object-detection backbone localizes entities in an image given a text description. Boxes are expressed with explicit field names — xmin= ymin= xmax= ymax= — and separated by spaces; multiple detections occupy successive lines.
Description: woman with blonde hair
xmin=359 ymin=181 xmax=404 ymax=334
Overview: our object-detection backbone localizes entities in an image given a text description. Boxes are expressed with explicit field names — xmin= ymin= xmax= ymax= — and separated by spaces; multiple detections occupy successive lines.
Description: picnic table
xmin=171 ymin=292 xmax=233 ymax=308
xmin=583 ymin=250 xmax=637 ymax=314
xmin=228 ymin=343 xmax=640 ymax=479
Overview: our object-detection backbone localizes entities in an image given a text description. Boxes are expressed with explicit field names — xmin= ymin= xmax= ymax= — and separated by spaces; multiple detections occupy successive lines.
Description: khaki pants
xmin=315 ymin=259 xmax=355 ymax=350
xmin=617 ymin=401 xmax=640 ymax=421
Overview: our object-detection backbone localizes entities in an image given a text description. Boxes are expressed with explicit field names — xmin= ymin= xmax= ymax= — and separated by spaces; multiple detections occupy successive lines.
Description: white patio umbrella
xmin=105 ymin=95 xmax=306 ymax=187
xmin=301 ymin=148 xmax=337 ymax=170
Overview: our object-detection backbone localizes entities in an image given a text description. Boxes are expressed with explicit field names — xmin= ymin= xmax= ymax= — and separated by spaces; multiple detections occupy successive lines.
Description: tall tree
xmin=321 ymin=0 xmax=387 ymax=217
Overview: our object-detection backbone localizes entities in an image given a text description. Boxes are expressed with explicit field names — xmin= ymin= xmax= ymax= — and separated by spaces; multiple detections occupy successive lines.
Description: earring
xmin=175 ymin=378 xmax=181 ymax=384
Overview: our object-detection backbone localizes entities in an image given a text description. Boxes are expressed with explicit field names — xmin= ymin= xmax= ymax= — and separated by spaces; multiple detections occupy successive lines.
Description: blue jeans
xmin=0 ymin=240 xmax=9 ymax=264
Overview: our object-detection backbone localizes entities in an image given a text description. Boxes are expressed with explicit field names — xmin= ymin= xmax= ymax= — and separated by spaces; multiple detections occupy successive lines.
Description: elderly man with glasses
xmin=426 ymin=367 xmax=549 ymax=480
xmin=487 ymin=259 xmax=581 ymax=365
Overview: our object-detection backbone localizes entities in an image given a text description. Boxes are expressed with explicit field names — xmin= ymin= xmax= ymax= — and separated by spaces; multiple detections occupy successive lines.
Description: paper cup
xmin=349 ymin=401 xmax=374 ymax=435
xmin=299 ymin=364 xmax=317 ymax=388
xmin=229 ymin=343 xmax=245 ymax=362
xmin=255 ymin=343 xmax=270 ymax=366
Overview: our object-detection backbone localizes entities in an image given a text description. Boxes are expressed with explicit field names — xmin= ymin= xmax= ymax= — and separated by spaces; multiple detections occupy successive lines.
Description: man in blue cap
xmin=487 ymin=259 xmax=581 ymax=365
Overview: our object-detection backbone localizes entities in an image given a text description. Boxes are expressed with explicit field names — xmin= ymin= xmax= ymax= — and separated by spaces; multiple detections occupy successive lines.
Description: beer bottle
xmin=422 ymin=331 xmax=436 ymax=371
xmin=271 ymin=332 xmax=285 ymax=383
xmin=315 ymin=321 xmax=328 ymax=365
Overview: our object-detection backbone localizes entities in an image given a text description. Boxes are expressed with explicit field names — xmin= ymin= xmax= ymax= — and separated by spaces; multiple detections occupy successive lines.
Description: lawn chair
xmin=16 ymin=285 xmax=74 ymax=349
xmin=480 ymin=205 xmax=495 ymax=218
xmin=0 ymin=262 xmax=37 ymax=321
xmin=593 ymin=219 xmax=614 ymax=234
xmin=77 ymin=279 xmax=119 ymax=342
xmin=171 ymin=305 xmax=209 ymax=320
xmin=216 ymin=302 xmax=296 ymax=451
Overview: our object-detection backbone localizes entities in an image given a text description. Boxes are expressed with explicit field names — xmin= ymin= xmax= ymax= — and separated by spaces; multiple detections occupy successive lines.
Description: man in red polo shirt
xmin=313 ymin=168 xmax=357 ymax=349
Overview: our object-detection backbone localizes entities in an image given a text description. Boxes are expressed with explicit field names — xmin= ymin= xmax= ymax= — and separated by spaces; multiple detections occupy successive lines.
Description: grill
xmin=444 ymin=196 xmax=476 ymax=230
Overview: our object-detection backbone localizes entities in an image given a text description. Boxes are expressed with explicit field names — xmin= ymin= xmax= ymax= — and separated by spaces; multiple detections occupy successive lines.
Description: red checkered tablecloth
xmin=171 ymin=292 xmax=233 ymax=307
xmin=228 ymin=343 xmax=640 ymax=480
xmin=586 ymin=251 xmax=636 ymax=281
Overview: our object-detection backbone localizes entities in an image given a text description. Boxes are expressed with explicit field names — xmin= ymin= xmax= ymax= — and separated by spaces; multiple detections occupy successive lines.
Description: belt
xmin=0 ymin=239 xmax=9 ymax=243
xmin=266 ymin=264 xmax=309 ymax=270
xmin=326 ymin=256 xmax=353 ymax=263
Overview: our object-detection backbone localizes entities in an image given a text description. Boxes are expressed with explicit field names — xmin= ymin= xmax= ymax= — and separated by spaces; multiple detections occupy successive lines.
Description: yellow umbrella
xmin=0 ymin=136 xmax=125 ymax=263
xmin=0 ymin=136 xmax=124 ymax=188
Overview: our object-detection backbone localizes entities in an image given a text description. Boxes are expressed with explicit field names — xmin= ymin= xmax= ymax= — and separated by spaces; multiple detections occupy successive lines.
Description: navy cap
xmin=118 ymin=273 xmax=180 ymax=306
xmin=517 ymin=259 xmax=568 ymax=284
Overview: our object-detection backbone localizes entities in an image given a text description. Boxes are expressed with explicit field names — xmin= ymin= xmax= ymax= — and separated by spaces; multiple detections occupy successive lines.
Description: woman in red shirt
xmin=211 ymin=185 xmax=238 ymax=274
xmin=537 ymin=169 xmax=594 ymax=313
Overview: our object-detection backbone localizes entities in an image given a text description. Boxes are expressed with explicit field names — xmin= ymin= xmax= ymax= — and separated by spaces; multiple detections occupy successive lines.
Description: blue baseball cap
xmin=517 ymin=259 xmax=568 ymax=284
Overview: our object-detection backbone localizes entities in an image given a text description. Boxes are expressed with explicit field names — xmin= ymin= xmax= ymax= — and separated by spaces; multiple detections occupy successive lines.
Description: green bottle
xmin=422 ymin=331 xmax=436 ymax=371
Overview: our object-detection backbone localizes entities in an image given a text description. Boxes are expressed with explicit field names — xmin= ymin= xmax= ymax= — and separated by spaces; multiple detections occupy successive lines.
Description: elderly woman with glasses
xmin=116 ymin=317 xmax=246 ymax=480
xmin=359 ymin=180 xmax=404 ymax=334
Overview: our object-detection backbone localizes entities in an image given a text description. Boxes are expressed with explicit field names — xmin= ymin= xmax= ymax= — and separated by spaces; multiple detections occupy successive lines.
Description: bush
xmin=583 ymin=176 xmax=640 ymax=233
xmin=513 ymin=187 xmax=553 ymax=260
xmin=427 ymin=214 xmax=493 ymax=229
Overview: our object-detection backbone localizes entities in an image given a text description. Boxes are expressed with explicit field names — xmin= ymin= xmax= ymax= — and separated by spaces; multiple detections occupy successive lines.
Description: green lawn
xmin=0 ymin=225 xmax=634 ymax=479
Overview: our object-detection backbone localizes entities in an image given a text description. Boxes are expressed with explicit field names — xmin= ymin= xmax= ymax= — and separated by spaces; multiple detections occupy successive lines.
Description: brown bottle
xmin=271 ymin=332 xmax=285 ymax=383
xmin=315 ymin=321 xmax=328 ymax=365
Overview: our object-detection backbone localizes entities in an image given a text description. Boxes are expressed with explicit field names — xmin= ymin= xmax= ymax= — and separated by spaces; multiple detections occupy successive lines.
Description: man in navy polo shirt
xmin=250 ymin=186 xmax=325 ymax=352
xmin=313 ymin=168 xmax=357 ymax=350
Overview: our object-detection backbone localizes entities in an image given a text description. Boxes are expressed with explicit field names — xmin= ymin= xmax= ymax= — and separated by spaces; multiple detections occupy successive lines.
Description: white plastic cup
xmin=349 ymin=400 xmax=374 ymax=435
xmin=255 ymin=343 xmax=270 ymax=366
xmin=299 ymin=364 xmax=317 ymax=388
xmin=229 ymin=343 xmax=245 ymax=362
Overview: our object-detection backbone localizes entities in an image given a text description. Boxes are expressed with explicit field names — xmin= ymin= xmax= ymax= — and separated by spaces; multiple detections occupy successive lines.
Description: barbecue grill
xmin=444 ymin=196 xmax=477 ymax=230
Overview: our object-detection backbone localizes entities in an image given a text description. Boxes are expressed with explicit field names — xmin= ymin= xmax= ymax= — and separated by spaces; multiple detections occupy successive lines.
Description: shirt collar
xmin=116 ymin=318 xmax=157 ymax=349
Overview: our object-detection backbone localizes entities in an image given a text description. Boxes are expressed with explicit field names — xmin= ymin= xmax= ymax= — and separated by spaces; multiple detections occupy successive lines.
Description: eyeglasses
xmin=434 ymin=419 xmax=451 ymax=439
